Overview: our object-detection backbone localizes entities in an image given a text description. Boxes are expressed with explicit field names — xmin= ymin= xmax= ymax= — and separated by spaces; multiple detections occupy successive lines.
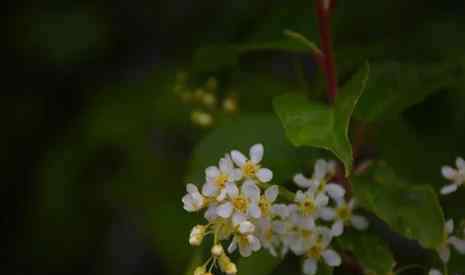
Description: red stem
xmin=315 ymin=0 xmax=338 ymax=104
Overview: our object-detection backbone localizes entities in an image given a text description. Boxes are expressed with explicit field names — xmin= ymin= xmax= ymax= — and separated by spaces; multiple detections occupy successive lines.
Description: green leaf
xmin=273 ymin=63 xmax=370 ymax=175
xmin=236 ymin=251 xmax=281 ymax=275
xmin=338 ymin=231 xmax=395 ymax=274
xmin=354 ymin=61 xmax=462 ymax=122
xmin=192 ymin=39 xmax=313 ymax=73
xmin=283 ymin=29 xmax=321 ymax=56
xmin=352 ymin=163 xmax=445 ymax=249
xmin=188 ymin=114 xmax=306 ymax=185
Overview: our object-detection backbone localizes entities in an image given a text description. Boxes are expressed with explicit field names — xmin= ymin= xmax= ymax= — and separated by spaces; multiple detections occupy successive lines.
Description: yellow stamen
xmin=242 ymin=161 xmax=258 ymax=177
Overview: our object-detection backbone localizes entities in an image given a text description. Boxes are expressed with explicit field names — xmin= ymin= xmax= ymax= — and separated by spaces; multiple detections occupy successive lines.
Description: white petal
xmin=232 ymin=212 xmax=246 ymax=226
xmin=318 ymin=226 xmax=333 ymax=245
xmin=205 ymin=166 xmax=220 ymax=179
xmin=231 ymin=150 xmax=247 ymax=166
xmin=248 ymin=235 xmax=261 ymax=251
xmin=438 ymin=246 xmax=450 ymax=263
xmin=250 ymin=143 xmax=264 ymax=164
xmin=294 ymin=174 xmax=312 ymax=188
xmin=351 ymin=215 xmax=369 ymax=230
xmin=228 ymin=239 xmax=237 ymax=253
xmin=226 ymin=183 xmax=239 ymax=197
xmin=219 ymin=155 xmax=234 ymax=173
xmin=217 ymin=202 xmax=234 ymax=218
xmin=239 ymin=221 xmax=255 ymax=234
xmin=239 ymin=243 xmax=253 ymax=257
xmin=441 ymin=166 xmax=456 ymax=180
xmin=325 ymin=183 xmax=345 ymax=199
xmin=295 ymin=190 xmax=305 ymax=202
xmin=216 ymin=188 xmax=228 ymax=202
xmin=331 ymin=220 xmax=344 ymax=236
xmin=319 ymin=207 xmax=335 ymax=221
xmin=265 ymin=185 xmax=279 ymax=202
xmin=256 ymin=168 xmax=273 ymax=183
xmin=429 ymin=269 xmax=442 ymax=275
xmin=202 ymin=182 xmax=218 ymax=197
xmin=314 ymin=159 xmax=328 ymax=179
xmin=300 ymin=216 xmax=316 ymax=230
xmin=186 ymin=183 xmax=198 ymax=194
xmin=302 ymin=258 xmax=317 ymax=275
xmin=456 ymin=157 xmax=465 ymax=170
xmin=316 ymin=193 xmax=329 ymax=206
xmin=204 ymin=205 xmax=218 ymax=221
xmin=230 ymin=169 xmax=242 ymax=181
xmin=441 ymin=184 xmax=458 ymax=195
xmin=327 ymin=161 xmax=337 ymax=176
xmin=182 ymin=195 xmax=194 ymax=212
xmin=322 ymin=249 xmax=341 ymax=266
xmin=449 ymin=236 xmax=465 ymax=254
xmin=248 ymin=203 xmax=262 ymax=218
xmin=272 ymin=221 xmax=286 ymax=234
xmin=445 ymin=219 xmax=454 ymax=234
xmin=271 ymin=204 xmax=289 ymax=218
xmin=242 ymin=181 xmax=260 ymax=201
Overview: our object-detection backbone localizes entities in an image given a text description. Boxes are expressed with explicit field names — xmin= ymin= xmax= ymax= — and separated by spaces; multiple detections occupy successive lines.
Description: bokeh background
xmin=5 ymin=1 xmax=465 ymax=275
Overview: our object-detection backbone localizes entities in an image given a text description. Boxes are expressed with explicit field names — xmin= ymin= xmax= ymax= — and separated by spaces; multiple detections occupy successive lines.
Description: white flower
xmin=255 ymin=218 xmax=280 ymax=256
xmin=320 ymin=198 xmax=368 ymax=236
xmin=182 ymin=184 xmax=205 ymax=212
xmin=428 ymin=269 xmax=442 ymax=275
xmin=231 ymin=144 xmax=273 ymax=183
xmin=189 ymin=225 xmax=207 ymax=246
xmin=202 ymin=155 xmax=241 ymax=201
xmin=302 ymin=227 xmax=341 ymax=275
xmin=437 ymin=219 xmax=465 ymax=263
xmin=227 ymin=221 xmax=261 ymax=257
xmin=441 ymin=157 xmax=465 ymax=195
xmin=258 ymin=185 xmax=279 ymax=218
xmin=293 ymin=173 xmax=345 ymax=200
xmin=216 ymin=180 xmax=262 ymax=224
xmin=293 ymin=189 xmax=329 ymax=228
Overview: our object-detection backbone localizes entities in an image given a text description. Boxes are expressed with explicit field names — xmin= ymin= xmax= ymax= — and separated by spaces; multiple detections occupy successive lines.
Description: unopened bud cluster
xmin=182 ymin=143 xmax=369 ymax=275
xmin=173 ymin=72 xmax=239 ymax=128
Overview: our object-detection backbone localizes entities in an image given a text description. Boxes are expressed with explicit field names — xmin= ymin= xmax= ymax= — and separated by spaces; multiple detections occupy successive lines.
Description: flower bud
xmin=211 ymin=244 xmax=224 ymax=257
xmin=202 ymin=93 xmax=217 ymax=108
xmin=189 ymin=225 xmax=206 ymax=246
xmin=223 ymin=96 xmax=238 ymax=113
xmin=191 ymin=111 xmax=213 ymax=127
xmin=224 ymin=262 xmax=237 ymax=275
xmin=193 ymin=266 xmax=205 ymax=275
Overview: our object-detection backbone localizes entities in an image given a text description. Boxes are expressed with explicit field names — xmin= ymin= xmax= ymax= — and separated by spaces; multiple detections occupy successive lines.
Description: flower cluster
xmin=440 ymin=157 xmax=465 ymax=195
xmin=429 ymin=157 xmax=465 ymax=274
xmin=182 ymin=144 xmax=368 ymax=275
xmin=173 ymin=72 xmax=239 ymax=128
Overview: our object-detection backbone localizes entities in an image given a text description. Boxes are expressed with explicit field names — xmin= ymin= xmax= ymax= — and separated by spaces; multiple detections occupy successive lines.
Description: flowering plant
xmin=178 ymin=1 xmax=465 ymax=275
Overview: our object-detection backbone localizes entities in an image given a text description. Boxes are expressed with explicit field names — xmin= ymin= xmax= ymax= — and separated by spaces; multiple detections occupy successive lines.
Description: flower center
xmin=307 ymin=242 xmax=323 ymax=259
xmin=215 ymin=174 xmax=229 ymax=188
xmin=242 ymin=161 xmax=258 ymax=177
xmin=302 ymin=229 xmax=313 ymax=239
xmin=258 ymin=197 xmax=271 ymax=216
xmin=238 ymin=235 xmax=251 ymax=247
xmin=232 ymin=196 xmax=249 ymax=213
xmin=300 ymin=199 xmax=316 ymax=216
xmin=336 ymin=205 xmax=351 ymax=221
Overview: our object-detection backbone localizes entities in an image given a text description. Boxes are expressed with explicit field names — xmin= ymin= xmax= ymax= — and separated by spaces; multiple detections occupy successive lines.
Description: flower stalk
xmin=314 ymin=0 xmax=338 ymax=104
